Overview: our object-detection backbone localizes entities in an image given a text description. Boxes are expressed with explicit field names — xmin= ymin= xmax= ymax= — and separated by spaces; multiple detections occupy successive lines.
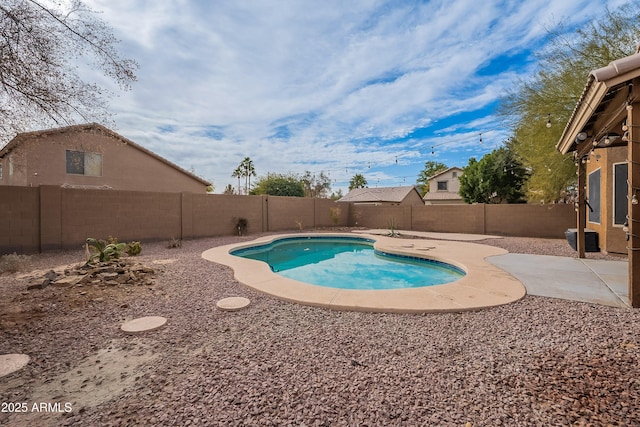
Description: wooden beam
xmin=628 ymin=89 xmax=640 ymax=307
xmin=577 ymin=159 xmax=586 ymax=259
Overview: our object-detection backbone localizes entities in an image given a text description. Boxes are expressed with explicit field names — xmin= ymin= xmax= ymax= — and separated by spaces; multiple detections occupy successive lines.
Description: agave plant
xmin=86 ymin=238 xmax=127 ymax=263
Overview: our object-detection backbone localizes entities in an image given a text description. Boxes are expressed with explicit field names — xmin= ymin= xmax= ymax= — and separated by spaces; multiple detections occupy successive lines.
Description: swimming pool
xmin=231 ymin=236 xmax=465 ymax=290
xmin=202 ymin=233 xmax=526 ymax=313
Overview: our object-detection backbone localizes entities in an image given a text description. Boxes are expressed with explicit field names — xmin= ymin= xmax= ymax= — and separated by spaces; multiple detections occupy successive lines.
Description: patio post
xmin=576 ymin=159 xmax=586 ymax=259
xmin=627 ymin=89 xmax=640 ymax=307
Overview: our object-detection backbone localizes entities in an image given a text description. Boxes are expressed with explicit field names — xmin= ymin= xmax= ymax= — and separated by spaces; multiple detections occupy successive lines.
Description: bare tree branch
xmin=0 ymin=0 xmax=138 ymax=146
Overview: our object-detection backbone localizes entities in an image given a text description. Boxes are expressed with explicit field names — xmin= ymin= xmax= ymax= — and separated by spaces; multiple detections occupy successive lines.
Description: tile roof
xmin=428 ymin=167 xmax=463 ymax=181
xmin=423 ymin=191 xmax=462 ymax=201
xmin=338 ymin=186 xmax=419 ymax=203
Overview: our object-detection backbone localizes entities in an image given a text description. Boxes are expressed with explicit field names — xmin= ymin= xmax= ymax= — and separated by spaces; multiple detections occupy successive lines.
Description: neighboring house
xmin=0 ymin=123 xmax=210 ymax=193
xmin=338 ymin=186 xmax=424 ymax=206
xmin=423 ymin=167 xmax=464 ymax=205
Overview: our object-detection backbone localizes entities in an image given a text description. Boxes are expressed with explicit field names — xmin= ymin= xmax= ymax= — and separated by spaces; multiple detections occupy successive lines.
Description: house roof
xmin=0 ymin=123 xmax=211 ymax=186
xmin=557 ymin=50 xmax=640 ymax=156
xmin=338 ymin=186 xmax=420 ymax=203
xmin=428 ymin=167 xmax=463 ymax=181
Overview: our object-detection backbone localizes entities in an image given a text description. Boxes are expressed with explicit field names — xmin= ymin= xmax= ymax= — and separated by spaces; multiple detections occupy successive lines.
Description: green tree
xmin=349 ymin=173 xmax=367 ymax=190
xmin=251 ymin=173 xmax=305 ymax=197
xmin=0 ymin=0 xmax=138 ymax=143
xmin=500 ymin=2 xmax=640 ymax=202
xmin=223 ymin=184 xmax=234 ymax=194
xmin=300 ymin=170 xmax=332 ymax=198
xmin=330 ymin=189 xmax=344 ymax=200
xmin=416 ymin=161 xmax=448 ymax=195
xmin=459 ymin=146 xmax=528 ymax=204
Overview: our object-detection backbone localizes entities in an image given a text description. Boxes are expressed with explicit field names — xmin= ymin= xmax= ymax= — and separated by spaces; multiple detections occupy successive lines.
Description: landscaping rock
xmin=25 ymin=258 xmax=156 ymax=291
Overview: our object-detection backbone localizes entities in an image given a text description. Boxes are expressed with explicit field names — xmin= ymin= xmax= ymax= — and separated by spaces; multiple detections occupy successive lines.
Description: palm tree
xmin=240 ymin=157 xmax=256 ymax=194
xmin=231 ymin=166 xmax=243 ymax=194
xmin=349 ymin=173 xmax=368 ymax=190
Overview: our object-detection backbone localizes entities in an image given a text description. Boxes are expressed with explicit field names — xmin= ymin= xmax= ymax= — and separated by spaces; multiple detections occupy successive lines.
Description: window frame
xmin=613 ymin=162 xmax=628 ymax=227
xmin=587 ymin=168 xmax=601 ymax=225
xmin=65 ymin=150 xmax=103 ymax=177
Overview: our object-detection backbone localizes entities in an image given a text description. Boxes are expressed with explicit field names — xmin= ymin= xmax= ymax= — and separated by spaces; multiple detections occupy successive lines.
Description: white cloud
xmin=81 ymin=0 xmax=625 ymax=192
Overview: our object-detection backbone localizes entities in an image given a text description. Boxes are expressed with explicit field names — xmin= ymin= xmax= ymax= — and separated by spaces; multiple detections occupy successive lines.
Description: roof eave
xmin=557 ymin=53 xmax=640 ymax=154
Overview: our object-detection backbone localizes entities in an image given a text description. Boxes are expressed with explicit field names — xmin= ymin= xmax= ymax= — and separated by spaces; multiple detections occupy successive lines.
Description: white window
xmin=452 ymin=171 xmax=457 ymax=178
xmin=437 ymin=181 xmax=448 ymax=191
xmin=0 ymin=163 xmax=3 ymax=179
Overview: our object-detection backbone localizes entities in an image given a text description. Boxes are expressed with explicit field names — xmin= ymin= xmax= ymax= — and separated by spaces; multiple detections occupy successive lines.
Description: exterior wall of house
xmin=402 ymin=190 xmax=427 ymax=206
xmin=424 ymin=168 xmax=463 ymax=205
xmin=586 ymin=146 xmax=628 ymax=254
xmin=0 ymin=127 xmax=207 ymax=193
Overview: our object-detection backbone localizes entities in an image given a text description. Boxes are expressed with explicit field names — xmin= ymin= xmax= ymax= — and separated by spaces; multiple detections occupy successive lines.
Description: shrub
xmin=236 ymin=218 xmax=248 ymax=236
xmin=0 ymin=252 xmax=31 ymax=274
xmin=86 ymin=238 xmax=126 ymax=263
xmin=387 ymin=217 xmax=400 ymax=237
xmin=126 ymin=241 xmax=142 ymax=256
xmin=329 ymin=207 xmax=341 ymax=226
xmin=167 ymin=237 xmax=182 ymax=249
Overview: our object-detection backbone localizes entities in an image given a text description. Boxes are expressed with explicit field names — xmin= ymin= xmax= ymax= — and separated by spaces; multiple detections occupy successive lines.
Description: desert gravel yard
xmin=1 ymin=232 xmax=639 ymax=426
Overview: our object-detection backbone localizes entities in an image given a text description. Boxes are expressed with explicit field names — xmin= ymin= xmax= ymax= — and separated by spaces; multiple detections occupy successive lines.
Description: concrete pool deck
xmin=201 ymin=233 xmax=526 ymax=313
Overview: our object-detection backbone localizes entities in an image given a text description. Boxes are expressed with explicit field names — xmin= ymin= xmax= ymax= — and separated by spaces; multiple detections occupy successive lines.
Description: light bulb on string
xmin=546 ymin=114 xmax=552 ymax=128
xmin=479 ymin=133 xmax=483 ymax=144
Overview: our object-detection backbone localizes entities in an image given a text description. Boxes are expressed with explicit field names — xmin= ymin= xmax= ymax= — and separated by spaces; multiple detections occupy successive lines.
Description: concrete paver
xmin=488 ymin=254 xmax=629 ymax=308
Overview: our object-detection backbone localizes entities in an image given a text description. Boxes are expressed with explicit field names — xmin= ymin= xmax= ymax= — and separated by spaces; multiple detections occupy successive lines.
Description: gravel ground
xmin=1 ymin=231 xmax=639 ymax=426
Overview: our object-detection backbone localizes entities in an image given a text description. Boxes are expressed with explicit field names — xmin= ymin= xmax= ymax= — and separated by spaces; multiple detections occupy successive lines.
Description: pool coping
xmin=201 ymin=233 xmax=526 ymax=313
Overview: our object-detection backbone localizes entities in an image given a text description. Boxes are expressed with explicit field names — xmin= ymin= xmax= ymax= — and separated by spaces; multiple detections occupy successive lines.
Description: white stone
xmin=0 ymin=354 xmax=30 ymax=377
xmin=216 ymin=297 xmax=250 ymax=311
xmin=121 ymin=316 xmax=167 ymax=335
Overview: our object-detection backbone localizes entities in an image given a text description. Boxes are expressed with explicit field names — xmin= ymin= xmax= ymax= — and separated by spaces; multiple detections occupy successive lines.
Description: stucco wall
xmin=0 ymin=127 xmax=207 ymax=193
xmin=585 ymin=146 xmax=628 ymax=254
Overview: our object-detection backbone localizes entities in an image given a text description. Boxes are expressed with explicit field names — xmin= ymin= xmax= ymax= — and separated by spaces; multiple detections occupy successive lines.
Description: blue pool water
xmin=231 ymin=236 xmax=465 ymax=290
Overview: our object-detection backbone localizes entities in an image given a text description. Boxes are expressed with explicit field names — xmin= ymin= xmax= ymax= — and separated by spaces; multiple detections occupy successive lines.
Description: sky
xmin=84 ymin=0 xmax=628 ymax=194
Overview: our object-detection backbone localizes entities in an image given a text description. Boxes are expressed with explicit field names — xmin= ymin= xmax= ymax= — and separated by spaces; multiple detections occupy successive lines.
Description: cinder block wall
xmin=484 ymin=204 xmax=575 ymax=238
xmin=1 ymin=186 xmax=576 ymax=255
xmin=59 ymin=189 xmax=182 ymax=249
xmin=267 ymin=196 xmax=315 ymax=231
xmin=412 ymin=204 xmax=485 ymax=234
xmin=349 ymin=203 xmax=574 ymax=238
xmin=187 ymin=193 xmax=265 ymax=237
xmin=0 ymin=186 xmax=40 ymax=253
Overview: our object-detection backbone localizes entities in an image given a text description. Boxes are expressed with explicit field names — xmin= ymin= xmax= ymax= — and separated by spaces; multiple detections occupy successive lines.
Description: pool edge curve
xmin=201 ymin=232 xmax=526 ymax=313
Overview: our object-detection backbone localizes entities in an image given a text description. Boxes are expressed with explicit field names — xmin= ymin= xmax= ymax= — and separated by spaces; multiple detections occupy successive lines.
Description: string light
xmin=546 ymin=114 xmax=552 ymax=128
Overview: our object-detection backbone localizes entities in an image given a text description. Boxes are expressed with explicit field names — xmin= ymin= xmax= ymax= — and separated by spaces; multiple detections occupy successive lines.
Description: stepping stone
xmin=217 ymin=297 xmax=250 ymax=311
xmin=0 ymin=354 xmax=30 ymax=377
xmin=121 ymin=316 xmax=167 ymax=335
